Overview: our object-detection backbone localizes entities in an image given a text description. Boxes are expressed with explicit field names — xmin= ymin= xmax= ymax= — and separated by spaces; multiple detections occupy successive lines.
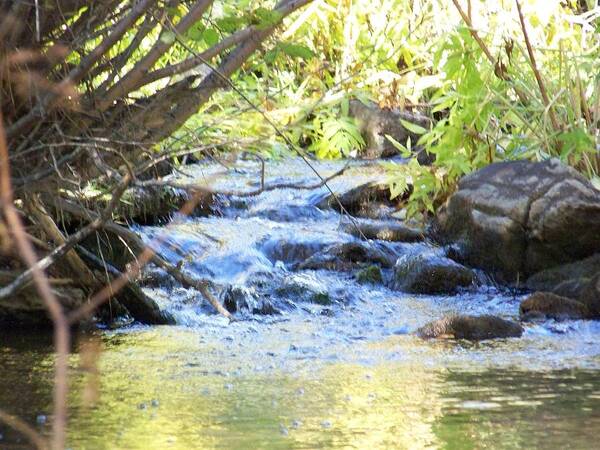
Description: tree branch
xmin=98 ymin=0 xmax=215 ymax=110
xmin=135 ymin=27 xmax=254 ymax=88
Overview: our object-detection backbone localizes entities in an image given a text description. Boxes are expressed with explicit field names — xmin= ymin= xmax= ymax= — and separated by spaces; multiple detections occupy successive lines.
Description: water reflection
xmin=2 ymin=328 xmax=599 ymax=449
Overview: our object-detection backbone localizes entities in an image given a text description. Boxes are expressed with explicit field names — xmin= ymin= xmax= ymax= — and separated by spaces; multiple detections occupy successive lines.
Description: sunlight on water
xmin=1 ymin=328 xmax=599 ymax=449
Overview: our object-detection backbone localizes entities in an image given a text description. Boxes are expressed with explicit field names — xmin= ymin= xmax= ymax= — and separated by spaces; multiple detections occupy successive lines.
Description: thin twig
xmin=515 ymin=0 xmax=560 ymax=132
xmin=0 ymin=410 xmax=48 ymax=450
xmin=0 ymin=112 xmax=68 ymax=450
xmin=450 ymin=0 xmax=530 ymax=105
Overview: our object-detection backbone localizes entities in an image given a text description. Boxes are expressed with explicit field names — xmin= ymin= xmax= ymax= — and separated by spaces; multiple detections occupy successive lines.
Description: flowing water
xmin=1 ymin=158 xmax=599 ymax=449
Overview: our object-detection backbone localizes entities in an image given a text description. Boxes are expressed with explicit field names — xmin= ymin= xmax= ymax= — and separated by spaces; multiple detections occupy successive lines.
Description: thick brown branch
xmin=98 ymin=0 xmax=215 ymax=110
xmin=5 ymin=0 xmax=156 ymax=141
xmin=136 ymin=27 xmax=254 ymax=88
xmin=123 ymin=0 xmax=313 ymax=143
xmin=94 ymin=13 xmax=158 ymax=93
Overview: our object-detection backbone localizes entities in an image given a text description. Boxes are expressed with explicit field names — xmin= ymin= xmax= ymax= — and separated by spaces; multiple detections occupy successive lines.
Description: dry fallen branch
xmin=135 ymin=164 xmax=350 ymax=198
xmin=53 ymin=196 xmax=232 ymax=323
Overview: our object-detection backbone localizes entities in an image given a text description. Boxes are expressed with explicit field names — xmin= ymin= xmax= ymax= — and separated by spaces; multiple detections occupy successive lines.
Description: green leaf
xmin=559 ymin=128 xmax=594 ymax=154
xmin=278 ymin=43 xmax=315 ymax=60
xmin=340 ymin=97 xmax=349 ymax=117
xmin=217 ymin=16 xmax=242 ymax=33
xmin=399 ymin=119 xmax=427 ymax=135
xmin=385 ymin=134 xmax=411 ymax=157
xmin=202 ymin=28 xmax=220 ymax=46
xmin=187 ymin=23 xmax=205 ymax=41
xmin=253 ymin=7 xmax=283 ymax=29
xmin=264 ymin=49 xmax=279 ymax=64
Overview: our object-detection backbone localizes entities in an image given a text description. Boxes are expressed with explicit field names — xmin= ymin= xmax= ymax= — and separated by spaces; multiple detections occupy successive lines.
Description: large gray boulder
xmin=436 ymin=159 xmax=600 ymax=282
xmin=579 ymin=273 xmax=600 ymax=318
xmin=526 ymin=253 xmax=600 ymax=299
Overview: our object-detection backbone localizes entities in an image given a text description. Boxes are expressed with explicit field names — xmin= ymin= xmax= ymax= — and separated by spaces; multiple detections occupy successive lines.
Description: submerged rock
xmin=274 ymin=274 xmax=332 ymax=305
xmin=435 ymin=159 xmax=600 ymax=282
xmin=391 ymin=249 xmax=474 ymax=294
xmin=316 ymin=181 xmax=400 ymax=219
xmin=260 ymin=236 xmax=335 ymax=267
xmin=339 ymin=218 xmax=423 ymax=242
xmin=519 ymin=292 xmax=590 ymax=321
xmin=222 ymin=285 xmax=280 ymax=315
xmin=417 ymin=314 xmax=523 ymax=341
xmin=349 ymin=99 xmax=433 ymax=160
xmin=296 ymin=241 xmax=397 ymax=271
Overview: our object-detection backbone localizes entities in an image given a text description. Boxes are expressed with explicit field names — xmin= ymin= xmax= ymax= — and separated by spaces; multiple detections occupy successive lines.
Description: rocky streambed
xmin=1 ymin=156 xmax=600 ymax=448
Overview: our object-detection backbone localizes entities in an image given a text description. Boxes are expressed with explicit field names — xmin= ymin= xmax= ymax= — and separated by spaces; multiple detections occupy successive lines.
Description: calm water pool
xmin=1 ymin=322 xmax=599 ymax=449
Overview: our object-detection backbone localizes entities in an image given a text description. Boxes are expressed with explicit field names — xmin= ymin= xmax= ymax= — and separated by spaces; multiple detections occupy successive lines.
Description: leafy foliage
xmin=168 ymin=0 xmax=599 ymax=217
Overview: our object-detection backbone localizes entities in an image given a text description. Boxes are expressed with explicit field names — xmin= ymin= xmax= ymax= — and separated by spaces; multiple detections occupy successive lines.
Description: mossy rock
xmin=356 ymin=265 xmax=383 ymax=284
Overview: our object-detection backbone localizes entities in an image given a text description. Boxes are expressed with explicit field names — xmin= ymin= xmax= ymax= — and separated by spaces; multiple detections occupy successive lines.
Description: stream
xmin=1 ymin=157 xmax=600 ymax=449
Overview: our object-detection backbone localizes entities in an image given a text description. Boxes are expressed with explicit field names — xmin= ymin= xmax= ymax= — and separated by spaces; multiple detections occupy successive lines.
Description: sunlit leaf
xmin=399 ymin=119 xmax=427 ymax=135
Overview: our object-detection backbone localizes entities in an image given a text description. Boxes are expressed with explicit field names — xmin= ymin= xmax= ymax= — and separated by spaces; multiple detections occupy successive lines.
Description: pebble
xmin=320 ymin=420 xmax=332 ymax=429
xmin=279 ymin=424 xmax=289 ymax=436
xmin=151 ymin=399 xmax=160 ymax=407
xmin=36 ymin=415 xmax=47 ymax=425
xmin=137 ymin=403 xmax=147 ymax=410
xmin=292 ymin=420 xmax=302 ymax=429
xmin=224 ymin=383 xmax=234 ymax=391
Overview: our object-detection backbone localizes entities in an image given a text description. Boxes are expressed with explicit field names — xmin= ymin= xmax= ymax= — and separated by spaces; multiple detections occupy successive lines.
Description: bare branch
xmin=515 ymin=0 xmax=560 ymax=132
xmin=136 ymin=27 xmax=254 ymax=88
xmin=6 ymin=0 xmax=156 ymax=140
xmin=98 ymin=0 xmax=215 ymax=110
